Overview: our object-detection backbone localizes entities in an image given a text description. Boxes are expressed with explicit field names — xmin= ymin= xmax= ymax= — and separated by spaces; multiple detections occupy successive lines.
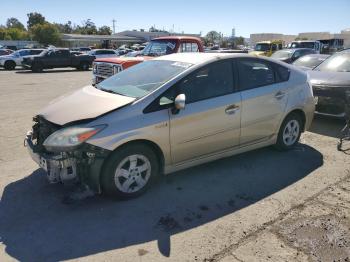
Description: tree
xmin=54 ymin=21 xmax=73 ymax=34
xmin=6 ymin=18 xmax=25 ymax=31
xmin=6 ymin=28 xmax=29 ymax=40
xmin=98 ymin=25 xmax=112 ymax=35
xmin=27 ymin=12 xmax=46 ymax=29
xmin=31 ymin=23 xmax=60 ymax=45
xmin=205 ymin=31 xmax=221 ymax=45
xmin=234 ymin=36 xmax=245 ymax=46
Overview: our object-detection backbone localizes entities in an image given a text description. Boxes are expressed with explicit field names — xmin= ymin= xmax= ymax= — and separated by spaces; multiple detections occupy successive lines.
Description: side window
xmin=271 ymin=44 xmax=277 ymax=51
xmin=274 ymin=64 xmax=290 ymax=83
xmin=191 ymin=43 xmax=199 ymax=52
xmin=293 ymin=50 xmax=301 ymax=59
xmin=278 ymin=44 xmax=283 ymax=50
xmin=237 ymin=59 xmax=275 ymax=91
xmin=181 ymin=43 xmax=192 ymax=53
xmin=176 ymin=60 xmax=234 ymax=103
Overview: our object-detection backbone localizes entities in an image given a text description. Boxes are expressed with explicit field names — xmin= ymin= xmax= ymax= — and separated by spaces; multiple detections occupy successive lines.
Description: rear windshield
xmin=96 ymin=60 xmax=192 ymax=98
xmin=293 ymin=55 xmax=328 ymax=69
xmin=314 ymin=53 xmax=350 ymax=72
xmin=271 ymin=50 xmax=293 ymax=59
xmin=290 ymin=42 xmax=315 ymax=49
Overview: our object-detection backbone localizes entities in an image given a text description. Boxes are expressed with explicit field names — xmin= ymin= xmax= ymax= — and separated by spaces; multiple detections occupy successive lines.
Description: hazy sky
xmin=1 ymin=0 xmax=349 ymax=37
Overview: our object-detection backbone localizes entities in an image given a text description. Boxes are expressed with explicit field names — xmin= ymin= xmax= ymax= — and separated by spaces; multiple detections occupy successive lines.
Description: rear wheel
xmin=79 ymin=62 xmax=89 ymax=71
xmin=275 ymin=113 xmax=302 ymax=150
xmin=32 ymin=63 xmax=43 ymax=73
xmin=101 ymin=144 xmax=159 ymax=199
xmin=4 ymin=60 xmax=16 ymax=70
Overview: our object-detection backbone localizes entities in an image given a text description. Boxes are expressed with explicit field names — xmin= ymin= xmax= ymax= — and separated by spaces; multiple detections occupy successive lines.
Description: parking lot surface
xmin=0 ymin=69 xmax=349 ymax=262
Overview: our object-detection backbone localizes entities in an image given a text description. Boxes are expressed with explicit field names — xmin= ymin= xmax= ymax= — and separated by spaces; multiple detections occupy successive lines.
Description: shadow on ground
xmin=309 ymin=115 xmax=345 ymax=138
xmin=0 ymin=144 xmax=323 ymax=261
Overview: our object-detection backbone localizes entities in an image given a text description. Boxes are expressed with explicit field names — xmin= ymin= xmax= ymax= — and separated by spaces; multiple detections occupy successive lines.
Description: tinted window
xmin=237 ymin=59 xmax=275 ymax=90
xmin=274 ymin=64 xmax=290 ymax=82
xmin=175 ymin=60 xmax=234 ymax=103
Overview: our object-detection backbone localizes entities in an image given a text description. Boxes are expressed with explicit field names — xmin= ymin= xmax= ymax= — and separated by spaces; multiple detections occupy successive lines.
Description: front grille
xmin=313 ymin=85 xmax=349 ymax=115
xmin=95 ymin=62 xmax=122 ymax=79
xmin=32 ymin=115 xmax=60 ymax=153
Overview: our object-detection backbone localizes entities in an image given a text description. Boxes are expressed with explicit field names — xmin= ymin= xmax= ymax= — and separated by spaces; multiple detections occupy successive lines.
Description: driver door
xmin=168 ymin=60 xmax=241 ymax=164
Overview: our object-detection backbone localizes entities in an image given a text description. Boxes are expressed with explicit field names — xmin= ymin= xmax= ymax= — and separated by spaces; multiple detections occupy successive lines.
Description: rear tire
xmin=79 ymin=62 xmax=89 ymax=71
xmin=275 ymin=113 xmax=302 ymax=150
xmin=4 ymin=60 xmax=16 ymax=70
xmin=101 ymin=144 xmax=159 ymax=199
xmin=32 ymin=63 xmax=43 ymax=73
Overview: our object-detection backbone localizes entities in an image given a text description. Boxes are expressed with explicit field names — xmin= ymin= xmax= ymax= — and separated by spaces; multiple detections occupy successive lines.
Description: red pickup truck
xmin=92 ymin=36 xmax=204 ymax=84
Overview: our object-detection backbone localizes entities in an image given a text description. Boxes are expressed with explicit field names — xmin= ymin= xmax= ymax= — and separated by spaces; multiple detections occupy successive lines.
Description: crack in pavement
xmin=205 ymin=172 xmax=350 ymax=262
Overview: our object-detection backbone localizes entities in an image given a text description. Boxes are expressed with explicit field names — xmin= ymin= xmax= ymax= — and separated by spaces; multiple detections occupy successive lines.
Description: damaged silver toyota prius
xmin=25 ymin=53 xmax=315 ymax=199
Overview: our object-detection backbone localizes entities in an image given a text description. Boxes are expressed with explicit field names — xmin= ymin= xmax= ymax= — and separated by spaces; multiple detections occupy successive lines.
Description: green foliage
xmin=0 ymin=27 xmax=29 ymax=40
xmin=54 ymin=21 xmax=73 ymax=34
xmin=6 ymin=18 xmax=25 ymax=31
xmin=30 ymin=23 xmax=60 ymax=45
xmin=98 ymin=25 xmax=112 ymax=35
xmin=27 ymin=12 xmax=46 ymax=29
xmin=205 ymin=31 xmax=221 ymax=45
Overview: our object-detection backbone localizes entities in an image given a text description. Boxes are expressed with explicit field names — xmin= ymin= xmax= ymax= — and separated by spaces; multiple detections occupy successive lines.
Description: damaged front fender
xmin=25 ymin=131 xmax=111 ymax=193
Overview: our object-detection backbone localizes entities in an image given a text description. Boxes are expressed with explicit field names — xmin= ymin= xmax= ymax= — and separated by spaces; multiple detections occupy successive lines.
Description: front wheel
xmin=275 ymin=113 xmax=302 ymax=150
xmin=101 ymin=144 xmax=159 ymax=199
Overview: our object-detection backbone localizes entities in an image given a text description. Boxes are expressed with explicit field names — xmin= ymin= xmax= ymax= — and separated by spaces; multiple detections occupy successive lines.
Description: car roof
xmin=154 ymin=52 xmax=255 ymax=65
xmin=152 ymin=36 xmax=201 ymax=41
xmin=301 ymin=54 xmax=330 ymax=58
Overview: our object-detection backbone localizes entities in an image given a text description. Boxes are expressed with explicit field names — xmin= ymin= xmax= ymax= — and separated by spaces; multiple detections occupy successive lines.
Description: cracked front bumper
xmin=24 ymin=131 xmax=78 ymax=184
xmin=24 ymin=131 xmax=110 ymax=193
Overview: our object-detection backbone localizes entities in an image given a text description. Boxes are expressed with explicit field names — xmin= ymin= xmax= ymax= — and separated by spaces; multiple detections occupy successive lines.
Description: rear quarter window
xmin=273 ymin=64 xmax=290 ymax=83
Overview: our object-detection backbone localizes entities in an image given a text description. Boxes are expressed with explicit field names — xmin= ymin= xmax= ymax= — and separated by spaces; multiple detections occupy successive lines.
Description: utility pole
xmin=112 ymin=19 xmax=116 ymax=34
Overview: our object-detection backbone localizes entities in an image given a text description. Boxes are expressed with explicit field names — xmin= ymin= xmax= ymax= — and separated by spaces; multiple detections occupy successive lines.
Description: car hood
xmin=249 ymin=51 xmax=267 ymax=57
xmin=94 ymin=56 xmax=153 ymax=64
xmin=38 ymin=85 xmax=135 ymax=126
xmin=308 ymin=70 xmax=350 ymax=86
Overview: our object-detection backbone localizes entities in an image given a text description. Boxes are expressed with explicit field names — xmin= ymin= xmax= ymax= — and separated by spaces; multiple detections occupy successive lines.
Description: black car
xmin=292 ymin=54 xmax=330 ymax=70
xmin=22 ymin=48 xmax=95 ymax=72
xmin=308 ymin=51 xmax=350 ymax=118
xmin=271 ymin=48 xmax=316 ymax=64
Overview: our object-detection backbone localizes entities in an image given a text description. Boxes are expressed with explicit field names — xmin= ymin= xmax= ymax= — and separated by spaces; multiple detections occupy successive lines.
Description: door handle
xmin=225 ymin=104 xmax=240 ymax=115
xmin=275 ymin=91 xmax=285 ymax=100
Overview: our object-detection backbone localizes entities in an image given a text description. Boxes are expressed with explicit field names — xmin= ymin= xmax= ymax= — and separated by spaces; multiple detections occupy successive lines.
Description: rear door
xmin=236 ymin=58 xmax=290 ymax=145
xmin=168 ymin=59 xmax=241 ymax=163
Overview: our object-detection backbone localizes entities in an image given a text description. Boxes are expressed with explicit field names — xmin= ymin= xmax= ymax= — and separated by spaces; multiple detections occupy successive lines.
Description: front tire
xmin=101 ymin=144 xmax=159 ymax=199
xmin=275 ymin=113 xmax=302 ymax=150
xmin=4 ymin=60 xmax=16 ymax=70
xmin=32 ymin=63 xmax=43 ymax=73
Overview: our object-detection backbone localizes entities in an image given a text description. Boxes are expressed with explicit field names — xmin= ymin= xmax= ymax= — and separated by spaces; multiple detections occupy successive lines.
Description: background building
xmin=250 ymin=33 xmax=297 ymax=47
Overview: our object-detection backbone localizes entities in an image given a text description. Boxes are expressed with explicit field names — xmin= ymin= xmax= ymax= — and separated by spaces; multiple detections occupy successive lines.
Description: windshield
xmin=254 ymin=43 xmax=270 ymax=51
xmin=293 ymin=55 xmax=328 ymax=69
xmin=271 ymin=50 xmax=293 ymax=59
xmin=290 ymin=42 xmax=315 ymax=49
xmin=314 ymin=53 xmax=350 ymax=72
xmin=142 ymin=40 xmax=177 ymax=56
xmin=96 ymin=60 xmax=192 ymax=98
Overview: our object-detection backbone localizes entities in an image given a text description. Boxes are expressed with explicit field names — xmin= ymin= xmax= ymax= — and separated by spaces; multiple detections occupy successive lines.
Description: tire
xmin=101 ymin=144 xmax=159 ymax=199
xmin=80 ymin=62 xmax=89 ymax=71
xmin=4 ymin=60 xmax=16 ymax=70
xmin=32 ymin=63 xmax=43 ymax=73
xmin=275 ymin=113 xmax=303 ymax=151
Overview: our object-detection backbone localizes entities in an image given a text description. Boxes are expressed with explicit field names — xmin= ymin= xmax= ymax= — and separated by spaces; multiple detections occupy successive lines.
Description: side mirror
xmin=172 ymin=94 xmax=186 ymax=114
